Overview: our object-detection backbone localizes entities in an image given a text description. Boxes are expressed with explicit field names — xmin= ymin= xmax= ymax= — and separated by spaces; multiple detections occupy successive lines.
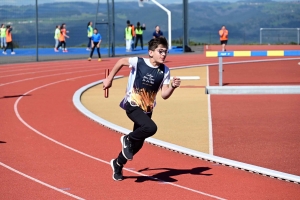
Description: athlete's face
xmin=222 ymin=26 xmax=226 ymax=30
xmin=149 ymin=44 xmax=168 ymax=64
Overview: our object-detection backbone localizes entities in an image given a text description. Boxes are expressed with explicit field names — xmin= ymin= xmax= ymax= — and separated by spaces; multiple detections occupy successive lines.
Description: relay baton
xmin=104 ymin=69 xmax=109 ymax=98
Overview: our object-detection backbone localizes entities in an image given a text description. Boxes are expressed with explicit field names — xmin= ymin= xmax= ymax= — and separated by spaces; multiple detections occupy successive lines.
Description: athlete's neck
xmin=149 ymin=58 xmax=160 ymax=67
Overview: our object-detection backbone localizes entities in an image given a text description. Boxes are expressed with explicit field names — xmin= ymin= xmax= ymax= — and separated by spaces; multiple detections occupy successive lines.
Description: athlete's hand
xmin=172 ymin=77 xmax=181 ymax=88
xmin=103 ymin=78 xmax=112 ymax=90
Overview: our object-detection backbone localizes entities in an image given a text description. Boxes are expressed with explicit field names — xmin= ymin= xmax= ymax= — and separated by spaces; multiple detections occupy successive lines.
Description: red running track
xmin=1 ymin=54 xmax=300 ymax=199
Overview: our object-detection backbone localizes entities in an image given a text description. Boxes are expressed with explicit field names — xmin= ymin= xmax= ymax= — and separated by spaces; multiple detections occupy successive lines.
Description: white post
xmin=151 ymin=0 xmax=172 ymax=50
xmin=297 ymin=28 xmax=300 ymax=45
xmin=260 ymin=28 xmax=263 ymax=44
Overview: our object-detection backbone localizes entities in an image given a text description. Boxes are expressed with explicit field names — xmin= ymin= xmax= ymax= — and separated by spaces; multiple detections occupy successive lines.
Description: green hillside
xmin=0 ymin=1 xmax=299 ymax=47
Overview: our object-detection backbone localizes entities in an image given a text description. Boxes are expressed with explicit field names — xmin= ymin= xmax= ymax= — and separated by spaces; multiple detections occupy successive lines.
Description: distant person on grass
xmin=88 ymin=28 xmax=102 ymax=62
xmin=219 ymin=25 xmax=228 ymax=51
xmin=3 ymin=25 xmax=15 ymax=55
xmin=103 ymin=37 xmax=181 ymax=181
xmin=1 ymin=24 xmax=7 ymax=51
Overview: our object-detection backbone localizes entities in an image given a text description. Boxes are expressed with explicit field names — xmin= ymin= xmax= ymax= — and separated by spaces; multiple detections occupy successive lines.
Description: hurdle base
xmin=206 ymin=85 xmax=300 ymax=94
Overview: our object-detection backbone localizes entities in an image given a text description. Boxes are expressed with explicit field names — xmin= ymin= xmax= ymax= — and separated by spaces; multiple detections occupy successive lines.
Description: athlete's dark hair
xmin=61 ymin=23 xmax=66 ymax=30
xmin=148 ymin=37 xmax=168 ymax=51
xmin=126 ymin=20 xmax=130 ymax=25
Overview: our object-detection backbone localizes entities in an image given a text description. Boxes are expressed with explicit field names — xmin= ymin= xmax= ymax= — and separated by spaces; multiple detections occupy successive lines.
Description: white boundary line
xmin=0 ymin=162 xmax=85 ymax=200
xmin=0 ymin=65 xmax=101 ymax=78
xmin=73 ymin=64 xmax=300 ymax=184
xmin=207 ymin=66 xmax=213 ymax=155
xmin=12 ymin=74 xmax=226 ymax=200
xmin=0 ymin=68 xmax=102 ymax=87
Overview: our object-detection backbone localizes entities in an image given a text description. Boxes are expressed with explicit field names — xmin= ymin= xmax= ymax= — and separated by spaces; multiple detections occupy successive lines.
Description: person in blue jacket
xmin=88 ymin=28 xmax=102 ymax=61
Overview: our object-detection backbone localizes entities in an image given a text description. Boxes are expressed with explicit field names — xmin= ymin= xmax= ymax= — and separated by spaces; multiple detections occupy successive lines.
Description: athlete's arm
xmin=161 ymin=77 xmax=181 ymax=99
xmin=103 ymin=58 xmax=130 ymax=89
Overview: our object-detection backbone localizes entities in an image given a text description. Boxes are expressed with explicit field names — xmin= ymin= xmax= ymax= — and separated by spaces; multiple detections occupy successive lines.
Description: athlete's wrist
xmin=171 ymin=83 xmax=177 ymax=89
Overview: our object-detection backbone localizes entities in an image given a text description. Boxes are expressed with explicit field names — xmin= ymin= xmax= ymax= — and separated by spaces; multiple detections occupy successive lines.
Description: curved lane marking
xmin=73 ymin=62 xmax=300 ymax=184
xmin=13 ymin=75 xmax=226 ymax=200
xmin=0 ymin=162 xmax=85 ymax=200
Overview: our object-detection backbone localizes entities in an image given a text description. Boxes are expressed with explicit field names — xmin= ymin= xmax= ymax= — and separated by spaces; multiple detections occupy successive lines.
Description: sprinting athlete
xmin=103 ymin=37 xmax=181 ymax=181
xmin=88 ymin=28 xmax=102 ymax=61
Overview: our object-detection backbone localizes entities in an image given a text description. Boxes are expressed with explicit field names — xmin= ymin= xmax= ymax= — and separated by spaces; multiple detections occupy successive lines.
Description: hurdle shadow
xmin=0 ymin=94 xmax=32 ymax=99
xmin=0 ymin=141 xmax=7 ymax=144
xmin=124 ymin=166 xmax=212 ymax=183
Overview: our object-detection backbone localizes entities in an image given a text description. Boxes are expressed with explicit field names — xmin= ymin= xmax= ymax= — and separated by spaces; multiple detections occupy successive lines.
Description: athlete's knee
xmin=142 ymin=121 xmax=157 ymax=137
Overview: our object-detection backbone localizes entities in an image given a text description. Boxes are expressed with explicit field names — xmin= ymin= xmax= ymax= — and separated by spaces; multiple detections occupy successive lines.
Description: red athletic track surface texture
xmin=1 ymin=51 xmax=300 ymax=199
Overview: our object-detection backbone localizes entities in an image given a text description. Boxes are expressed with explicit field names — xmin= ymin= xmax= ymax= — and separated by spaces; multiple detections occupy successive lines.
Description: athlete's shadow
xmin=124 ymin=167 xmax=212 ymax=183
xmin=0 ymin=94 xmax=31 ymax=99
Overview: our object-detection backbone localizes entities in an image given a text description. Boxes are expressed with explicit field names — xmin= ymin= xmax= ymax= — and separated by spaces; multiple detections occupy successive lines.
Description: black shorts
xmin=220 ymin=40 xmax=228 ymax=45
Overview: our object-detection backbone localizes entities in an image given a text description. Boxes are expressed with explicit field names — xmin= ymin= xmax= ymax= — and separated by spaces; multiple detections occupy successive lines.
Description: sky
xmin=0 ymin=0 xmax=294 ymax=6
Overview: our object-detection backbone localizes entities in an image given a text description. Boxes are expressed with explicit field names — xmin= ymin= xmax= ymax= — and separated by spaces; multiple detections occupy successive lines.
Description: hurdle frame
xmin=206 ymin=50 xmax=300 ymax=87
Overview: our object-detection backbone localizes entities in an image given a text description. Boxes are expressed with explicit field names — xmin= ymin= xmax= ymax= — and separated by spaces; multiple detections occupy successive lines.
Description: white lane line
xmin=0 ymin=61 xmax=81 ymax=72
xmin=0 ymin=162 xmax=85 ymax=200
xmin=0 ymin=65 xmax=101 ymax=78
xmin=0 ymin=60 xmax=112 ymax=74
xmin=0 ymin=68 xmax=102 ymax=87
xmin=207 ymin=66 xmax=213 ymax=155
xmin=13 ymin=75 xmax=226 ymax=200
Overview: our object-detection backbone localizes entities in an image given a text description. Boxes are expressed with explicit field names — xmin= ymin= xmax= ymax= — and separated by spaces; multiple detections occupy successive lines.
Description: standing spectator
xmin=153 ymin=25 xmax=163 ymax=39
xmin=54 ymin=25 xmax=60 ymax=51
xmin=88 ymin=28 xmax=102 ymax=62
xmin=0 ymin=24 xmax=6 ymax=51
xmin=87 ymin=21 xmax=93 ymax=51
xmin=3 ymin=25 xmax=15 ymax=55
xmin=61 ymin=23 xmax=69 ymax=51
xmin=131 ymin=22 xmax=136 ymax=50
xmin=125 ymin=20 xmax=132 ymax=52
xmin=55 ymin=24 xmax=69 ymax=53
xmin=135 ymin=22 xmax=146 ymax=50
xmin=219 ymin=25 xmax=228 ymax=51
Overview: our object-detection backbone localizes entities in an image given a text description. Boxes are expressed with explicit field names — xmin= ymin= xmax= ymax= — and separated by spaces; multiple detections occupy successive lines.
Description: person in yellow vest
xmin=219 ymin=25 xmax=228 ymax=51
xmin=87 ymin=21 xmax=93 ymax=51
xmin=135 ymin=22 xmax=146 ymax=50
xmin=125 ymin=20 xmax=132 ymax=52
xmin=1 ymin=24 xmax=7 ymax=51
xmin=3 ymin=25 xmax=15 ymax=55
xmin=54 ymin=25 xmax=60 ymax=51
